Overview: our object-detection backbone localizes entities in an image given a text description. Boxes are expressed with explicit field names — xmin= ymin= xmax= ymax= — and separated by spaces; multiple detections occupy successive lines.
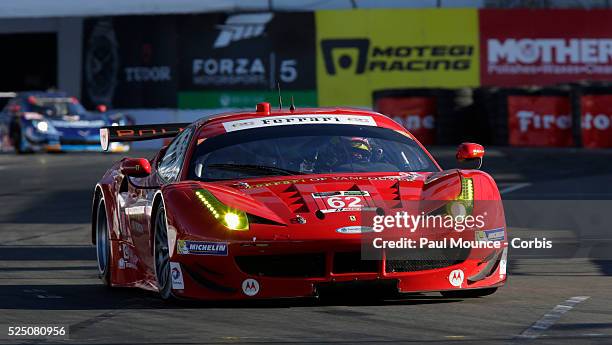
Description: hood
xmin=196 ymin=171 xmax=462 ymax=234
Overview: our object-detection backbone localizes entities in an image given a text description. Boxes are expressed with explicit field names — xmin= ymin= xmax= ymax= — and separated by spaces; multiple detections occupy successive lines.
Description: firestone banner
xmin=480 ymin=9 xmax=612 ymax=86
xmin=316 ymin=9 xmax=480 ymax=107
xmin=507 ymin=95 xmax=573 ymax=147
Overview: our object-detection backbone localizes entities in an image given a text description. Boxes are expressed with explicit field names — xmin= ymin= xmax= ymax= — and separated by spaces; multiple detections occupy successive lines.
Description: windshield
xmin=25 ymin=98 xmax=87 ymax=117
xmin=188 ymin=124 xmax=438 ymax=181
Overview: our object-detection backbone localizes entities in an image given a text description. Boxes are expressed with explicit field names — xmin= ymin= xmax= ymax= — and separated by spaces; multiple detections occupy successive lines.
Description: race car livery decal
xmin=448 ymin=269 xmax=464 ymax=288
xmin=312 ymin=191 xmax=373 ymax=213
xmin=242 ymin=279 xmax=260 ymax=296
xmin=222 ymin=114 xmax=377 ymax=132
xmin=245 ymin=174 xmax=419 ymax=189
xmin=170 ymin=262 xmax=185 ymax=290
xmin=176 ymin=240 xmax=228 ymax=256
xmin=475 ymin=228 xmax=505 ymax=242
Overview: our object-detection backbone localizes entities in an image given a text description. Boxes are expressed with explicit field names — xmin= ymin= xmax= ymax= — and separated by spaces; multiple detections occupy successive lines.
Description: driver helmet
xmin=349 ymin=137 xmax=372 ymax=163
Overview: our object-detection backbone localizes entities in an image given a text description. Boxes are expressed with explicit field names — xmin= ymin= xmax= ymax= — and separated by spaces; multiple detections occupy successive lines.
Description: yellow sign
xmin=316 ymin=9 xmax=480 ymax=106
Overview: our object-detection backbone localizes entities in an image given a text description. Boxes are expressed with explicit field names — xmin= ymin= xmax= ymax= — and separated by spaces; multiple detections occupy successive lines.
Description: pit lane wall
xmin=81 ymin=9 xmax=612 ymax=148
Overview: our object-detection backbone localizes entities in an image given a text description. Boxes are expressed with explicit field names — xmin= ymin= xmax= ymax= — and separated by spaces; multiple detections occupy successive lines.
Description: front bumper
xmin=169 ymin=239 xmax=507 ymax=300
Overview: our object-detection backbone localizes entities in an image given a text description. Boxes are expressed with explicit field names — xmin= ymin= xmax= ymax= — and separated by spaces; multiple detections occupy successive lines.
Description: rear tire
xmin=441 ymin=288 xmax=497 ymax=298
xmin=95 ymin=200 xmax=112 ymax=286
xmin=154 ymin=205 xmax=174 ymax=300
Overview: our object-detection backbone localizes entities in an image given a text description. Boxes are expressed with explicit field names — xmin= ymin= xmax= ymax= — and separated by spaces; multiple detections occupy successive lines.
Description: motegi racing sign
xmin=178 ymin=12 xmax=315 ymax=92
xmin=480 ymin=9 xmax=612 ymax=86
xmin=316 ymin=9 xmax=479 ymax=106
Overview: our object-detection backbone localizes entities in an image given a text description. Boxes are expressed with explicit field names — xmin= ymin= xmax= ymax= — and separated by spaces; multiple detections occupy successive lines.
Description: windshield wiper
xmin=206 ymin=164 xmax=304 ymax=176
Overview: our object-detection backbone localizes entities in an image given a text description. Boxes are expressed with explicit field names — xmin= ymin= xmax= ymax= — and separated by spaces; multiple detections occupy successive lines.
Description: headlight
xmin=445 ymin=177 xmax=474 ymax=216
xmin=35 ymin=121 xmax=49 ymax=132
xmin=195 ymin=189 xmax=249 ymax=231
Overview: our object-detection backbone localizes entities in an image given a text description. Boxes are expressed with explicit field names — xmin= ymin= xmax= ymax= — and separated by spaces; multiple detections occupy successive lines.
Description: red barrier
xmin=581 ymin=94 xmax=612 ymax=148
xmin=374 ymin=97 xmax=436 ymax=145
xmin=507 ymin=95 xmax=573 ymax=147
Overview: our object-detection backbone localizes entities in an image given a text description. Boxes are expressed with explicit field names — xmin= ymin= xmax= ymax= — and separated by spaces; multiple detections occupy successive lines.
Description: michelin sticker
xmin=475 ymin=228 xmax=505 ymax=242
xmin=242 ymin=279 xmax=260 ymax=296
xmin=170 ymin=262 xmax=184 ymax=290
xmin=177 ymin=240 xmax=228 ymax=256
xmin=223 ymin=114 xmax=377 ymax=132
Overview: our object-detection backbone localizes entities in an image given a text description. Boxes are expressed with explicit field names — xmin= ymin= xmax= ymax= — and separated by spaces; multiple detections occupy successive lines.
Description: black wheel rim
xmin=155 ymin=208 xmax=170 ymax=291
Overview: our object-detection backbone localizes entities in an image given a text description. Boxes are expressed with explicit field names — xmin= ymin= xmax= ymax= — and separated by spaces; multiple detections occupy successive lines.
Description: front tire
xmin=95 ymin=200 xmax=112 ymax=286
xmin=154 ymin=205 xmax=174 ymax=300
xmin=441 ymin=288 xmax=498 ymax=298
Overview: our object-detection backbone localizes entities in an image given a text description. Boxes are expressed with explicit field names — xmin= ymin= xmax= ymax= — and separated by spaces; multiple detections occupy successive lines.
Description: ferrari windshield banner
xmin=316 ymin=9 xmax=479 ymax=106
xmin=507 ymin=95 xmax=573 ymax=147
xmin=480 ymin=9 xmax=612 ymax=86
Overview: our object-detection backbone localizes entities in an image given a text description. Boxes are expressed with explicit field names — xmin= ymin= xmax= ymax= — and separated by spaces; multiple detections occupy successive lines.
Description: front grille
xmin=333 ymin=251 xmax=379 ymax=273
xmin=235 ymin=253 xmax=325 ymax=278
xmin=385 ymin=248 xmax=470 ymax=273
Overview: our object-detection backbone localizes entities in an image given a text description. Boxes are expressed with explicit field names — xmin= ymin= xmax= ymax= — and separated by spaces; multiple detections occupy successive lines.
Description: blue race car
xmin=0 ymin=91 xmax=130 ymax=153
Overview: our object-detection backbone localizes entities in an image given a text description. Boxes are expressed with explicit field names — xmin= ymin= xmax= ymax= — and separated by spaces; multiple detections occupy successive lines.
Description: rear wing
xmin=100 ymin=123 xmax=190 ymax=151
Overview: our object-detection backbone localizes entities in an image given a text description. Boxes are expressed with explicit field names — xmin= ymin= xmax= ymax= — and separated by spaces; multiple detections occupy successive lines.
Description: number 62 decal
xmin=312 ymin=191 xmax=371 ymax=213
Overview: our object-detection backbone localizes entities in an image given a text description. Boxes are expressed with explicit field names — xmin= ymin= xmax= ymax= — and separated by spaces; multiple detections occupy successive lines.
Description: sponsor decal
xmin=507 ymin=95 xmax=573 ymax=147
xmin=223 ymin=114 xmax=377 ymax=132
xmin=244 ymin=174 xmax=419 ymax=189
xmin=336 ymin=226 xmax=374 ymax=234
xmin=316 ymin=9 xmax=479 ymax=106
xmin=581 ymin=94 xmax=612 ymax=148
xmin=170 ymin=262 xmax=185 ymax=290
xmin=214 ymin=13 xmax=273 ymax=49
xmin=480 ymin=9 xmax=612 ymax=86
xmin=176 ymin=240 xmax=228 ymax=256
xmin=475 ymin=228 xmax=505 ymax=242
xmin=312 ymin=190 xmax=373 ymax=213
xmin=499 ymin=247 xmax=508 ymax=278
xmin=242 ymin=278 xmax=260 ymax=296
xmin=118 ymin=243 xmax=139 ymax=270
xmin=50 ymin=120 xmax=106 ymax=128
xmin=448 ymin=269 xmax=464 ymax=288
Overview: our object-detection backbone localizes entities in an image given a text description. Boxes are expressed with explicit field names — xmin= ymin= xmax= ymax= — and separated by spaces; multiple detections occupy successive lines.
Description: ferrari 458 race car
xmin=0 ymin=91 xmax=130 ymax=153
xmin=92 ymin=102 xmax=507 ymax=301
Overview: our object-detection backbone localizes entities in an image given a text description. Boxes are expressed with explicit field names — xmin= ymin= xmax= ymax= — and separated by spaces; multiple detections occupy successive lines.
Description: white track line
xmin=517 ymin=296 xmax=590 ymax=339
xmin=499 ymin=183 xmax=531 ymax=195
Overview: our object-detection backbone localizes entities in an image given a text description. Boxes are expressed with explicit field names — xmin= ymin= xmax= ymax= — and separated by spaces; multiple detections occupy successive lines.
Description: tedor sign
xmin=480 ymin=9 xmax=612 ymax=86
xmin=316 ymin=9 xmax=479 ymax=106
xmin=374 ymin=96 xmax=436 ymax=145
xmin=581 ymin=94 xmax=612 ymax=148
xmin=507 ymin=95 xmax=573 ymax=147
xmin=82 ymin=17 xmax=179 ymax=108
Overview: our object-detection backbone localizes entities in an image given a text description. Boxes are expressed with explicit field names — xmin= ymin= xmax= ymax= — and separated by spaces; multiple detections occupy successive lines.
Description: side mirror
xmin=456 ymin=142 xmax=485 ymax=169
xmin=120 ymin=158 xmax=151 ymax=178
xmin=96 ymin=104 xmax=107 ymax=113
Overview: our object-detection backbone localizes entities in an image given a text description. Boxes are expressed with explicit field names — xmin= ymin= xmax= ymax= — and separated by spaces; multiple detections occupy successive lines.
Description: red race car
xmin=92 ymin=103 xmax=507 ymax=300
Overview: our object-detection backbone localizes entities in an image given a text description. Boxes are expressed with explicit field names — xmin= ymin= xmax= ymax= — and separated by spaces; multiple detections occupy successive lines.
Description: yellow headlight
xmin=195 ymin=189 xmax=249 ymax=231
